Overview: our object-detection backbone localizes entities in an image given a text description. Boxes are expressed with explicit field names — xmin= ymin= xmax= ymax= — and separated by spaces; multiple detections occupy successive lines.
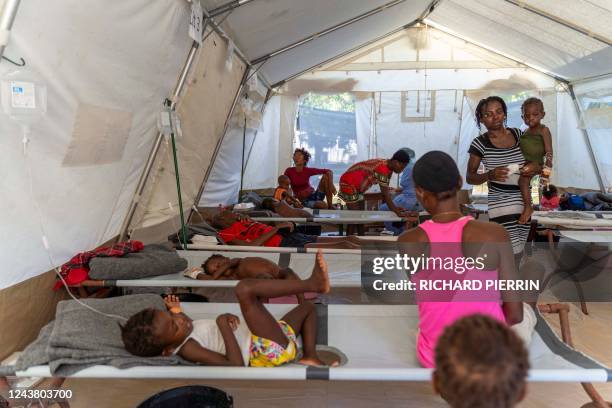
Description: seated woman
xmin=121 ymin=252 xmax=335 ymax=367
xmin=398 ymin=151 xmax=533 ymax=368
xmin=211 ymin=210 xmax=360 ymax=249
xmin=284 ymin=148 xmax=335 ymax=209
xmin=261 ymin=197 xmax=312 ymax=218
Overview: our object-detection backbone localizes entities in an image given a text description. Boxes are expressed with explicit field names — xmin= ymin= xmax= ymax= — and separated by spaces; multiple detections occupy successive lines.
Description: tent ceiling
xmin=201 ymin=0 xmax=611 ymax=85
xmin=427 ymin=0 xmax=612 ymax=82
xmin=201 ymin=0 xmax=433 ymax=84
xmin=325 ymin=26 xmax=524 ymax=71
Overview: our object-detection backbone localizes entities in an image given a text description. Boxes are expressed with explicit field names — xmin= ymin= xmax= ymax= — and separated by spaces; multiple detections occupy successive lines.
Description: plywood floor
xmin=51 ymin=301 xmax=611 ymax=408
xmin=58 ymin=378 xmax=612 ymax=407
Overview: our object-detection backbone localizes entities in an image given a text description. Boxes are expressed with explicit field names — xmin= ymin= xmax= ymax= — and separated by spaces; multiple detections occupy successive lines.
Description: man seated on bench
xmin=211 ymin=210 xmax=360 ymax=249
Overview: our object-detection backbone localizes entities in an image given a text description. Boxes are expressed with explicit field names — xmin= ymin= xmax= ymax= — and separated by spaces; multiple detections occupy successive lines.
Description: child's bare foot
xmin=519 ymin=207 xmax=534 ymax=224
xmin=299 ymin=353 xmax=340 ymax=367
xmin=299 ymin=355 xmax=326 ymax=366
xmin=309 ymin=250 xmax=330 ymax=294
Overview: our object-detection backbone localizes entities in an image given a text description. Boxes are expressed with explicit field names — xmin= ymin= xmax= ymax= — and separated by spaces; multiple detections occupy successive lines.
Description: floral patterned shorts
xmin=249 ymin=320 xmax=297 ymax=367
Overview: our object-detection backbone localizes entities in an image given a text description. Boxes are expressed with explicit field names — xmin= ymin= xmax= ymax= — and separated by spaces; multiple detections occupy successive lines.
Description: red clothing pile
xmin=218 ymin=220 xmax=282 ymax=247
xmin=53 ymin=240 xmax=144 ymax=290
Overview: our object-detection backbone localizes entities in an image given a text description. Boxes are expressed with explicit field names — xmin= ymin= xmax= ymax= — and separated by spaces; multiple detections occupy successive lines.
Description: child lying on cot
xmin=398 ymin=151 xmax=535 ymax=368
xmin=121 ymin=251 xmax=333 ymax=367
xmin=184 ymin=254 xmax=305 ymax=302
xmin=212 ymin=210 xmax=361 ymax=249
xmin=433 ymin=314 xmax=528 ymax=408
xmin=261 ymin=197 xmax=312 ymax=219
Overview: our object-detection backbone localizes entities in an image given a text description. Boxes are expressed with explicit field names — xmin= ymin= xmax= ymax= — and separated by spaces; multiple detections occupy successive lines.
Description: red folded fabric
xmin=53 ymin=240 xmax=144 ymax=290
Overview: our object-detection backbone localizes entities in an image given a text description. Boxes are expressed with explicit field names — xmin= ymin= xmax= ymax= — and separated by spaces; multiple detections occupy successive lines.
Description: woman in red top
xmin=284 ymin=148 xmax=336 ymax=209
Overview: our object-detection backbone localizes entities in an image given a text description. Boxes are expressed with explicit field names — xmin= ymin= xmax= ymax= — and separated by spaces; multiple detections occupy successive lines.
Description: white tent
xmin=0 ymin=0 xmax=610 ymax=359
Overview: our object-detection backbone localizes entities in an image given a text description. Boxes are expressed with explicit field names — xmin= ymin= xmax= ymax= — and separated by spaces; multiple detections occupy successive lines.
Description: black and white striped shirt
xmin=469 ymin=128 xmax=529 ymax=254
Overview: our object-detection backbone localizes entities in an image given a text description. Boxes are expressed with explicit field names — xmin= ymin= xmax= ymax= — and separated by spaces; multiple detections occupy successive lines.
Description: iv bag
xmin=1 ymin=69 xmax=47 ymax=126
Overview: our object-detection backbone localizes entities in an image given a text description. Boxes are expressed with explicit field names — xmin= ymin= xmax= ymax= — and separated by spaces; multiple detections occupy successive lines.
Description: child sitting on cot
xmin=121 ymin=251 xmax=333 ymax=367
xmin=539 ymin=184 xmax=559 ymax=211
xmin=518 ymin=97 xmax=553 ymax=224
xmin=274 ymin=175 xmax=304 ymax=208
xmin=433 ymin=314 xmax=529 ymax=408
xmin=398 ymin=151 xmax=535 ymax=368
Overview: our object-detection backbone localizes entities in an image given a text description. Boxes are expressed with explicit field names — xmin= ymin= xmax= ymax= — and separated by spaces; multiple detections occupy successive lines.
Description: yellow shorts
xmin=249 ymin=320 xmax=297 ymax=367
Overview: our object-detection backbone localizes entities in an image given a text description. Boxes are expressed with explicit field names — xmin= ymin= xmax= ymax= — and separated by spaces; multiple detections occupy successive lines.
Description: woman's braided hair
xmin=434 ymin=314 xmax=529 ymax=408
xmin=475 ymin=96 xmax=508 ymax=130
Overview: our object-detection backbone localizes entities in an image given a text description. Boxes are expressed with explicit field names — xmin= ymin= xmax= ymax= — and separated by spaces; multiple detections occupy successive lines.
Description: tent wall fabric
xmin=374 ymin=90 xmax=461 ymax=161
xmin=239 ymin=94 xmax=298 ymax=192
xmin=197 ymin=78 xmax=268 ymax=207
xmin=0 ymin=271 xmax=66 ymax=362
xmin=573 ymin=77 xmax=612 ymax=191
xmin=241 ymin=95 xmax=282 ymax=191
xmin=0 ymin=0 xmax=192 ymax=289
xmin=129 ymin=28 xmax=247 ymax=242
xmin=555 ymin=92 xmax=602 ymax=191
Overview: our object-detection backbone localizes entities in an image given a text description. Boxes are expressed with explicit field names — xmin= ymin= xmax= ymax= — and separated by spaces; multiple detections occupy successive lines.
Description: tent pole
xmin=167 ymin=100 xmax=189 ymax=249
xmin=503 ymin=0 xmax=612 ymax=47
xmin=570 ymin=72 xmax=612 ymax=86
xmin=567 ymin=84 xmax=607 ymax=192
xmin=251 ymin=0 xmax=409 ymax=65
xmin=239 ymin=113 xmax=247 ymax=202
xmin=118 ymin=41 xmax=200 ymax=241
xmin=209 ymin=0 xmax=257 ymax=18
xmin=189 ymin=67 xmax=251 ymax=221
xmin=271 ymin=0 xmax=441 ymax=89
xmin=0 ymin=0 xmax=21 ymax=60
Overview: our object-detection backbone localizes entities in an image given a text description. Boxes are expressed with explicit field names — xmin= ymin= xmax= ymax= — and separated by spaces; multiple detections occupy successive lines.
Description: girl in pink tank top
xmin=414 ymin=216 xmax=506 ymax=368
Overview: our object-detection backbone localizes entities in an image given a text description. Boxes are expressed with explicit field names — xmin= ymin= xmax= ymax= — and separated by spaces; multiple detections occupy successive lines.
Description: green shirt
xmin=520 ymin=130 xmax=545 ymax=164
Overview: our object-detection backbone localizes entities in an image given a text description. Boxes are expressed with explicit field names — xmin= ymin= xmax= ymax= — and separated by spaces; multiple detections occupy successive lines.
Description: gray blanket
xmin=16 ymin=294 xmax=188 ymax=376
xmin=88 ymin=244 xmax=187 ymax=280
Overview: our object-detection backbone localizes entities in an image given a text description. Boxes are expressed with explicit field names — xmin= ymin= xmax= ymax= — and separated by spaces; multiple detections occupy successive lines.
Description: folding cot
xmin=532 ymin=211 xmax=612 ymax=229
xmin=249 ymin=209 xmax=425 ymax=224
xmin=3 ymin=302 xmax=609 ymax=386
xmin=76 ymin=250 xmax=364 ymax=289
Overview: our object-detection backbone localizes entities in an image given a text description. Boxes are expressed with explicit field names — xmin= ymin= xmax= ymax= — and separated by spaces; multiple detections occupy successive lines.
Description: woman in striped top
xmin=466 ymin=96 xmax=540 ymax=256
